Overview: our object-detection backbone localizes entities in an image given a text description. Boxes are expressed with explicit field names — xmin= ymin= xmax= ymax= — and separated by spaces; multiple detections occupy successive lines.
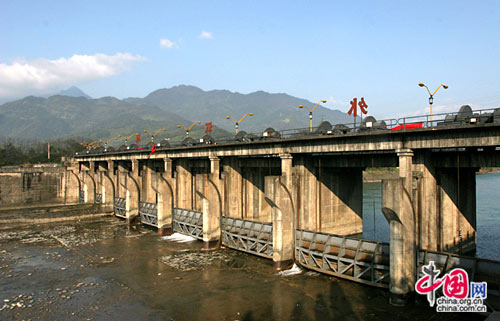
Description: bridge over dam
xmin=67 ymin=117 xmax=500 ymax=308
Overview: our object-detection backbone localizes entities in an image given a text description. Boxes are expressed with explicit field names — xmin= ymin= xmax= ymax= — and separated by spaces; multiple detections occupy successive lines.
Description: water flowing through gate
xmin=172 ymin=208 xmax=203 ymax=240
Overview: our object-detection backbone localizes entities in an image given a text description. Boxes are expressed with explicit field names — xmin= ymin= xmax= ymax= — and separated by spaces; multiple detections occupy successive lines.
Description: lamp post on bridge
xmin=299 ymin=100 xmax=327 ymax=133
xmin=226 ymin=113 xmax=254 ymax=134
xmin=418 ymin=82 xmax=448 ymax=122
xmin=144 ymin=128 xmax=166 ymax=143
xmin=177 ymin=121 xmax=201 ymax=138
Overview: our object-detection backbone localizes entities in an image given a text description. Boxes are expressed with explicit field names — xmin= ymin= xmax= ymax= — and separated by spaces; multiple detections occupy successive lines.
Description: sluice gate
xmin=139 ymin=202 xmax=158 ymax=227
xmin=295 ymin=229 xmax=390 ymax=288
xmin=173 ymin=208 xmax=203 ymax=240
xmin=79 ymin=189 xmax=84 ymax=204
xmin=114 ymin=197 xmax=126 ymax=218
xmin=221 ymin=217 xmax=273 ymax=259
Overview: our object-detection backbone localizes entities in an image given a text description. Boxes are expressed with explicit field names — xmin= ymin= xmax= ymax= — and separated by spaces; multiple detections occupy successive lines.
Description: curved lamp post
xmin=118 ymin=133 xmax=139 ymax=148
xmin=418 ymin=82 xmax=448 ymax=121
xmin=177 ymin=121 xmax=201 ymax=137
xmin=226 ymin=113 xmax=254 ymax=134
xmin=299 ymin=100 xmax=327 ymax=133
xmin=144 ymin=128 xmax=166 ymax=143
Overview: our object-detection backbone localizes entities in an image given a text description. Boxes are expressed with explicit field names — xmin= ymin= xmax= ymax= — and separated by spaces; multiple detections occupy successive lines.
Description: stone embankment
xmin=0 ymin=203 xmax=109 ymax=226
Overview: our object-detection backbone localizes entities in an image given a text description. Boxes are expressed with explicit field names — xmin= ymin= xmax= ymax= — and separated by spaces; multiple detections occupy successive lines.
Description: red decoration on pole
xmin=148 ymin=144 xmax=157 ymax=159
xmin=205 ymin=122 xmax=213 ymax=133
xmin=347 ymin=97 xmax=368 ymax=128
xmin=136 ymin=133 xmax=141 ymax=143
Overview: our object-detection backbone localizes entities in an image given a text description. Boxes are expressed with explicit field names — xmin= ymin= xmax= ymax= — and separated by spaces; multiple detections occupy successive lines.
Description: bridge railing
xmin=76 ymin=107 xmax=500 ymax=156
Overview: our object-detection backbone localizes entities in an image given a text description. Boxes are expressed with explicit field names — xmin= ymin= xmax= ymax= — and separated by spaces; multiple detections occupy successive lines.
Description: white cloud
xmin=0 ymin=53 xmax=145 ymax=99
xmin=324 ymin=95 xmax=349 ymax=110
xmin=199 ymin=31 xmax=213 ymax=39
xmin=394 ymin=103 xmax=487 ymax=120
xmin=160 ymin=38 xmax=176 ymax=49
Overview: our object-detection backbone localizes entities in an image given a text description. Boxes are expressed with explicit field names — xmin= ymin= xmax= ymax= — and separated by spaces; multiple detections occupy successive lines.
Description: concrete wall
xmin=293 ymin=158 xmax=363 ymax=235
xmin=0 ymin=165 xmax=65 ymax=206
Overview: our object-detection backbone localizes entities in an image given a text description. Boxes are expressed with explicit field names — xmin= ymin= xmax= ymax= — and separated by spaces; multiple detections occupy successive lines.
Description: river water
xmin=0 ymin=214 xmax=482 ymax=320
xmin=362 ymin=172 xmax=500 ymax=261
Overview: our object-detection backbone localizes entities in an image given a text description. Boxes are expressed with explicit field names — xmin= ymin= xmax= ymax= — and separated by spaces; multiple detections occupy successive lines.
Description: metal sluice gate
xmin=221 ymin=217 xmax=273 ymax=259
xmin=139 ymin=202 xmax=158 ymax=227
xmin=295 ymin=229 xmax=390 ymax=288
xmin=79 ymin=189 xmax=84 ymax=204
xmin=173 ymin=208 xmax=203 ymax=240
xmin=419 ymin=249 xmax=500 ymax=309
xmin=114 ymin=197 xmax=126 ymax=218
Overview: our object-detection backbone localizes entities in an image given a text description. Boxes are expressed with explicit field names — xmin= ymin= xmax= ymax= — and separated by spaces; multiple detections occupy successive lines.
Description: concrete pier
xmin=57 ymin=122 xmax=500 ymax=306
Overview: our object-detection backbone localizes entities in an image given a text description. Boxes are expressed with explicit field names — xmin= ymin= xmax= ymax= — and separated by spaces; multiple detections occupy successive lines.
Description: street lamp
xmin=118 ymin=133 xmax=139 ymax=149
xmin=177 ymin=121 xmax=201 ymax=137
xmin=418 ymin=82 xmax=448 ymax=121
xmin=226 ymin=113 xmax=254 ymax=134
xmin=144 ymin=128 xmax=166 ymax=143
xmin=103 ymin=136 xmax=120 ymax=151
xmin=299 ymin=100 xmax=327 ymax=133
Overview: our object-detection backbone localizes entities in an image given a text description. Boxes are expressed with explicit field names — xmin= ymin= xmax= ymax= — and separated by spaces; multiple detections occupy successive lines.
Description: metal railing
xmin=295 ymin=229 xmax=390 ymax=288
xmin=114 ymin=197 xmax=126 ymax=218
xmin=221 ymin=216 xmax=273 ymax=259
xmin=172 ymin=208 xmax=203 ymax=240
xmin=139 ymin=201 xmax=158 ymax=227
xmin=77 ymin=106 xmax=500 ymax=156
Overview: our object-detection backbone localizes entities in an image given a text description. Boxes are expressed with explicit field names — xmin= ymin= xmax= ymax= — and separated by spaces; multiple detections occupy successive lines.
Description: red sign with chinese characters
xmin=205 ymin=122 xmax=213 ymax=133
xmin=348 ymin=97 xmax=368 ymax=118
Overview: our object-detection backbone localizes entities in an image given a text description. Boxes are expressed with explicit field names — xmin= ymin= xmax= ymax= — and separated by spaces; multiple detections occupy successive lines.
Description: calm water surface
xmin=362 ymin=172 xmax=500 ymax=261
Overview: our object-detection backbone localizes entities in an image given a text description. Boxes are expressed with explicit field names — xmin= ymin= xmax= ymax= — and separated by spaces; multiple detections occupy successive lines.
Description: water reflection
xmin=362 ymin=172 xmax=500 ymax=261
xmin=362 ymin=181 xmax=389 ymax=243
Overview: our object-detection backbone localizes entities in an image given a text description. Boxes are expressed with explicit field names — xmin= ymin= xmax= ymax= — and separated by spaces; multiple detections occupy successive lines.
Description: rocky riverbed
xmin=0 ymin=214 xmax=483 ymax=321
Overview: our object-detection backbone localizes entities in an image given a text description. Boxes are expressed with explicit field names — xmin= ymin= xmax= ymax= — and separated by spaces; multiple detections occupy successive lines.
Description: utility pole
xmin=48 ymin=143 xmax=50 ymax=160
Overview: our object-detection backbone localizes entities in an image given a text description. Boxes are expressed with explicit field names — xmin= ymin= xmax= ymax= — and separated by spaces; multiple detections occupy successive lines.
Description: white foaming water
xmin=278 ymin=263 xmax=302 ymax=277
xmin=161 ymin=233 xmax=197 ymax=243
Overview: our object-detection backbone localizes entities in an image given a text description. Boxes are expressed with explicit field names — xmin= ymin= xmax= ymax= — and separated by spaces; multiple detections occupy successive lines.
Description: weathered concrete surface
xmin=1 ymin=215 xmax=479 ymax=321
xmin=0 ymin=204 xmax=107 ymax=225
xmin=0 ymin=165 xmax=65 ymax=206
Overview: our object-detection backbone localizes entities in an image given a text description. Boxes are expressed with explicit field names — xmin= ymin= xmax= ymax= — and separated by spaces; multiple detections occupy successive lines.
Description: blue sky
xmin=1 ymin=0 xmax=500 ymax=118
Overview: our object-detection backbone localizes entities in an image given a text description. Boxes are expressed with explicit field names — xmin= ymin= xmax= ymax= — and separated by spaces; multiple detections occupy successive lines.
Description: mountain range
xmin=0 ymin=85 xmax=354 ymax=143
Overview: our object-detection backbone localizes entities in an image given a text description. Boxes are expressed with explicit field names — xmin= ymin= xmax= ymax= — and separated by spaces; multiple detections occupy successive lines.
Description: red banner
xmin=205 ymin=122 xmax=213 ymax=133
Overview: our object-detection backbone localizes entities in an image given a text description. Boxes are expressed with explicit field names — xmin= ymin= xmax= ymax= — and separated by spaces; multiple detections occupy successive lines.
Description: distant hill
xmin=129 ymin=85 xmax=354 ymax=133
xmin=0 ymin=85 xmax=355 ymax=143
xmin=58 ymin=86 xmax=92 ymax=99
xmin=0 ymin=95 xmax=230 ymax=143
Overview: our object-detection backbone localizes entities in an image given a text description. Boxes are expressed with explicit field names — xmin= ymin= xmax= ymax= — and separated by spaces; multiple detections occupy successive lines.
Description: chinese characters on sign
xmin=348 ymin=97 xmax=368 ymax=118
xmin=348 ymin=97 xmax=368 ymax=127
xmin=415 ymin=261 xmax=487 ymax=313
xmin=205 ymin=122 xmax=213 ymax=133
